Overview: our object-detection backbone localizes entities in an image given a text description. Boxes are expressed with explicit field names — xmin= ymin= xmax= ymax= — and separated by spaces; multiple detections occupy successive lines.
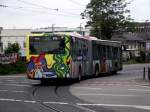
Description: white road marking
xmin=6 ymin=80 xmax=15 ymax=82
xmin=24 ymin=100 xmax=36 ymax=103
xmin=0 ymin=90 xmax=8 ymax=92
xmin=0 ymin=98 xmax=16 ymax=102
xmin=128 ymin=89 xmax=150 ymax=92
xmin=75 ymin=104 xmax=96 ymax=112
xmin=135 ymin=85 xmax=150 ymax=89
xmin=0 ymin=98 xmax=68 ymax=105
xmin=0 ymin=89 xmax=27 ymax=93
xmin=43 ymin=101 xmax=68 ymax=105
xmin=77 ymin=103 xmax=150 ymax=111
xmin=19 ymin=81 xmax=30 ymax=84
xmin=74 ymin=87 xmax=102 ymax=90
xmin=2 ymin=84 xmax=31 ymax=87
xmin=1 ymin=98 xmax=150 ymax=111
xmin=14 ymin=100 xmax=23 ymax=102
xmin=76 ymin=93 xmax=136 ymax=97
xmin=0 ymin=98 xmax=35 ymax=103
xmin=13 ymin=90 xmax=27 ymax=93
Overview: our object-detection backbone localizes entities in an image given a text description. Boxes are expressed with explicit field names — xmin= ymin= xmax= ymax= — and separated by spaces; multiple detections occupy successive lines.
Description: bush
xmin=0 ymin=60 xmax=26 ymax=75
xmin=4 ymin=43 xmax=20 ymax=54
xmin=126 ymin=59 xmax=138 ymax=64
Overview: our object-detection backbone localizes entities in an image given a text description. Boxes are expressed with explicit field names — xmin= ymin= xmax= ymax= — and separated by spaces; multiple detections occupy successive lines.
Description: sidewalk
xmin=134 ymin=78 xmax=150 ymax=86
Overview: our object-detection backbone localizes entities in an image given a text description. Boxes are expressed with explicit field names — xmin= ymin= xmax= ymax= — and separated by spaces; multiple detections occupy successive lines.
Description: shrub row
xmin=0 ymin=60 xmax=26 ymax=75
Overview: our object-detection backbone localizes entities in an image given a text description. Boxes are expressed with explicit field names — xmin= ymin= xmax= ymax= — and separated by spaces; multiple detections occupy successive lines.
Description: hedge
xmin=0 ymin=60 xmax=26 ymax=75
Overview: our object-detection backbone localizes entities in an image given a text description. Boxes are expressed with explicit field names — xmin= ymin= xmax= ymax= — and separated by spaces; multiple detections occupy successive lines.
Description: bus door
xmin=82 ymin=41 xmax=89 ymax=76
xmin=100 ymin=46 xmax=107 ymax=73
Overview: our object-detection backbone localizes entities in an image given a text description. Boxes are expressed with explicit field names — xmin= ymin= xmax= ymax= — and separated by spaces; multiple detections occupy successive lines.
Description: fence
xmin=0 ymin=53 xmax=19 ymax=64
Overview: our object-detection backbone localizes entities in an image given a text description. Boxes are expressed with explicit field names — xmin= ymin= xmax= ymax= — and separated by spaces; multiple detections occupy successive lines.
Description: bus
xmin=26 ymin=33 xmax=122 ymax=80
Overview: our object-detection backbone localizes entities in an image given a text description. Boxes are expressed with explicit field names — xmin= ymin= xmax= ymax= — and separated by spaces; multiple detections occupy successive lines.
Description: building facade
xmin=31 ymin=27 xmax=90 ymax=36
xmin=0 ymin=27 xmax=3 ymax=53
xmin=0 ymin=27 xmax=90 ymax=57
xmin=112 ymin=22 xmax=150 ymax=61
xmin=0 ymin=29 xmax=31 ymax=56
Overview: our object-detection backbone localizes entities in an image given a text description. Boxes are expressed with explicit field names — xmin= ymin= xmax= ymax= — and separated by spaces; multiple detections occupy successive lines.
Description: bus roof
xmin=28 ymin=32 xmax=82 ymax=37
xmin=92 ymin=39 xmax=121 ymax=47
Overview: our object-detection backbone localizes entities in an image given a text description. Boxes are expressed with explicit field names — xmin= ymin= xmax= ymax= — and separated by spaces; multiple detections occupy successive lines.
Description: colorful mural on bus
xmin=26 ymin=34 xmax=71 ymax=79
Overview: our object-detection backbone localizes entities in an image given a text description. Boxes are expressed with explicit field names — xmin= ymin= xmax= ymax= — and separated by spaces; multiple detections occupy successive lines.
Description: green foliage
xmin=125 ymin=59 xmax=138 ymax=64
xmin=84 ymin=0 xmax=132 ymax=39
xmin=0 ymin=60 xmax=26 ymax=75
xmin=4 ymin=43 xmax=20 ymax=54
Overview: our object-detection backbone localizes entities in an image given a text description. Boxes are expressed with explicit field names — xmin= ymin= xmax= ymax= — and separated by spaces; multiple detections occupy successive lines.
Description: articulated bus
xmin=26 ymin=33 xmax=122 ymax=81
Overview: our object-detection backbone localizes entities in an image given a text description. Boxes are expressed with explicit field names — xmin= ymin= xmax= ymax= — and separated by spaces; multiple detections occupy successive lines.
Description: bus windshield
xmin=29 ymin=35 xmax=65 ymax=54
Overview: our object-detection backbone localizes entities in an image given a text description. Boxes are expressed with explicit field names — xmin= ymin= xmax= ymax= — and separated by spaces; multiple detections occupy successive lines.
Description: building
xmin=0 ymin=27 xmax=90 ymax=57
xmin=112 ymin=22 xmax=150 ymax=61
xmin=0 ymin=29 xmax=31 ymax=56
xmin=31 ymin=27 xmax=90 ymax=36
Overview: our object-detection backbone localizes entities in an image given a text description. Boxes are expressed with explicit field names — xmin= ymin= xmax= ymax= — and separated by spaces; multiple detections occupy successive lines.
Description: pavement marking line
xmin=0 ymin=89 xmax=27 ymax=93
xmin=128 ymin=89 xmax=150 ymax=92
xmin=13 ymin=90 xmax=28 ymax=93
xmin=0 ymin=90 xmax=8 ymax=92
xmin=2 ymin=84 xmax=32 ymax=87
xmin=74 ymin=87 xmax=102 ymax=90
xmin=77 ymin=103 xmax=150 ymax=111
xmin=6 ymin=80 xmax=15 ymax=82
xmin=43 ymin=101 xmax=68 ymax=105
xmin=75 ymin=104 xmax=96 ymax=112
xmin=135 ymin=85 xmax=150 ymax=89
xmin=0 ymin=98 xmax=16 ymax=102
xmin=14 ymin=100 xmax=23 ymax=102
xmin=24 ymin=100 xmax=36 ymax=103
xmin=44 ymin=101 xmax=96 ymax=112
xmin=0 ymin=98 xmax=36 ymax=103
xmin=76 ymin=93 xmax=136 ymax=97
xmin=19 ymin=81 xmax=30 ymax=84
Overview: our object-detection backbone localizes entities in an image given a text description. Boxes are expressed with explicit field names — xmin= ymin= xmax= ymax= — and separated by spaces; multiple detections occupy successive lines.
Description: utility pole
xmin=98 ymin=26 xmax=101 ymax=39
xmin=80 ymin=23 xmax=83 ymax=36
xmin=52 ymin=24 xmax=55 ymax=33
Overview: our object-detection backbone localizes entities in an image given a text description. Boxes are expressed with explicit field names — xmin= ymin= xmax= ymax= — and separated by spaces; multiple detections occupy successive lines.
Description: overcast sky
xmin=0 ymin=0 xmax=150 ymax=29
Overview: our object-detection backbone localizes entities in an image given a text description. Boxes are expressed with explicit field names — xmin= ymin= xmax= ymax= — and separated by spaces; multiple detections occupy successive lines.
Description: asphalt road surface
xmin=0 ymin=63 xmax=150 ymax=112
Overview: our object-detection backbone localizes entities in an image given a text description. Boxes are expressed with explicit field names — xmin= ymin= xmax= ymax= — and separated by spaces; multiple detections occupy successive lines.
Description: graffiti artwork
xmin=27 ymin=35 xmax=71 ymax=79
xmin=0 ymin=53 xmax=18 ymax=64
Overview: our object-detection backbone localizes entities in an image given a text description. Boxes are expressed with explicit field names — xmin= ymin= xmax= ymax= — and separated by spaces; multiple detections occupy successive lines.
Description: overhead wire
xmin=68 ymin=0 xmax=85 ymax=6
xmin=0 ymin=3 xmax=81 ymax=18
xmin=17 ymin=0 xmax=80 ymax=16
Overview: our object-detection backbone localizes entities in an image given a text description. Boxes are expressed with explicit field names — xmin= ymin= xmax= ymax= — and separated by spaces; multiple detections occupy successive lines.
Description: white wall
xmin=1 ymin=36 xmax=26 ymax=56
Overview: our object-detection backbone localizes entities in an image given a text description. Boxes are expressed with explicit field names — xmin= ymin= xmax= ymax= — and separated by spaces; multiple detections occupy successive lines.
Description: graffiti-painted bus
xmin=26 ymin=33 xmax=122 ymax=80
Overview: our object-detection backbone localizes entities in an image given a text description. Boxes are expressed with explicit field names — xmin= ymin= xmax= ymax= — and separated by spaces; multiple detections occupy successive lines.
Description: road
xmin=0 ymin=63 xmax=150 ymax=112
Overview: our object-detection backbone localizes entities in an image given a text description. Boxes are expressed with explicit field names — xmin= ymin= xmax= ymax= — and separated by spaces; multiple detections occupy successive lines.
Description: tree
xmin=84 ymin=0 xmax=132 ymax=39
xmin=4 ymin=43 xmax=20 ymax=54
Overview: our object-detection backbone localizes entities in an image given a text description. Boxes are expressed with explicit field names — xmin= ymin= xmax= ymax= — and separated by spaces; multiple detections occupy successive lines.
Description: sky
xmin=0 ymin=0 xmax=150 ymax=29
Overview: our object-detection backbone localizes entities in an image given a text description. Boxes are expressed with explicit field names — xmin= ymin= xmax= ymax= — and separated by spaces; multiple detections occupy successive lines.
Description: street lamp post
xmin=52 ymin=24 xmax=55 ymax=33
xmin=80 ymin=23 xmax=82 ymax=35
